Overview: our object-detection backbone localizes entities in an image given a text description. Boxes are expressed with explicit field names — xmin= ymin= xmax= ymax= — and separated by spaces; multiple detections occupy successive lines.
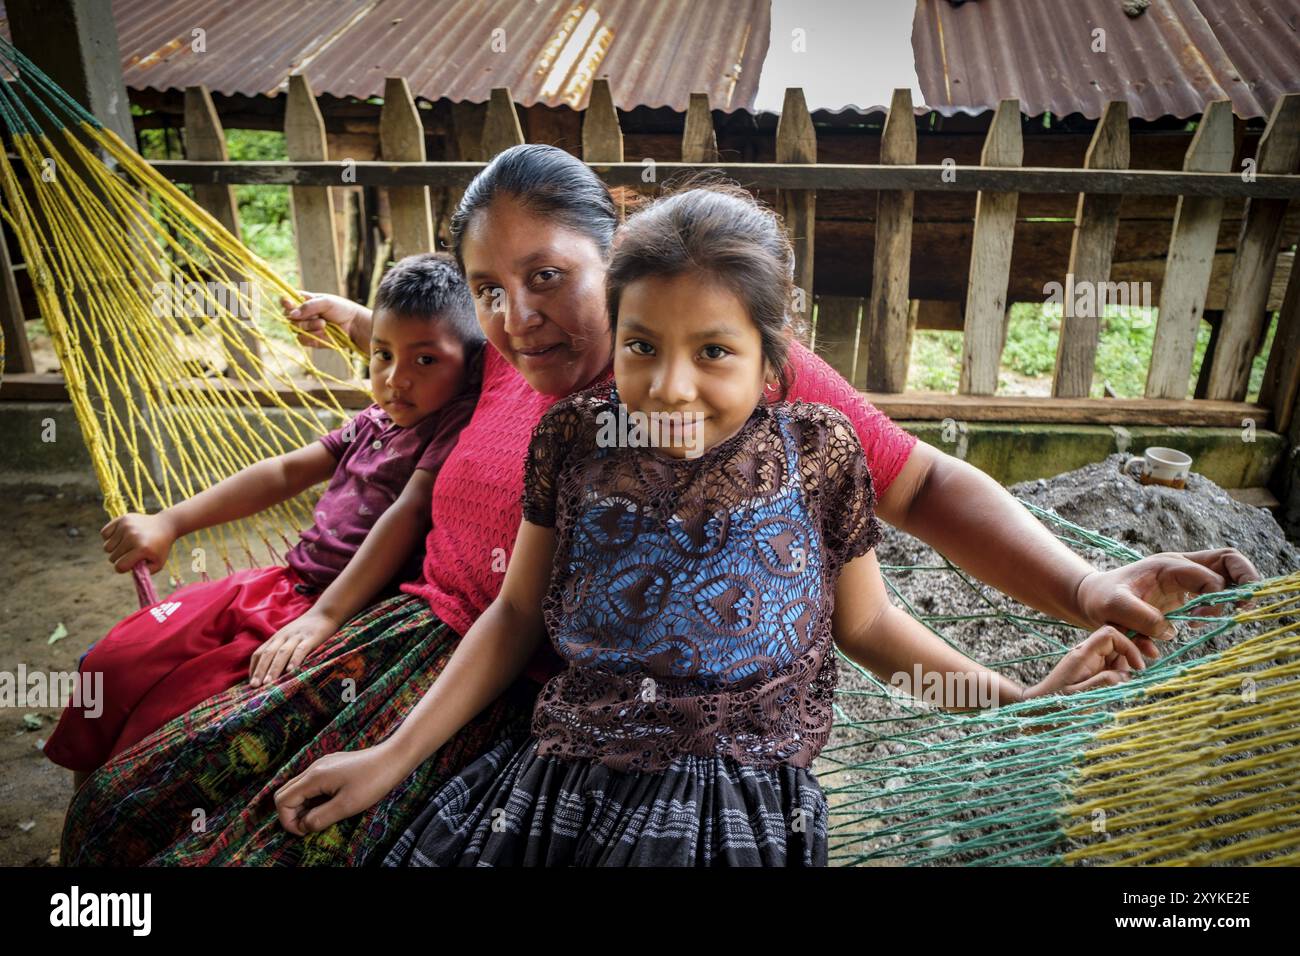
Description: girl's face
xmin=614 ymin=272 xmax=772 ymax=460
xmin=461 ymin=196 xmax=612 ymax=397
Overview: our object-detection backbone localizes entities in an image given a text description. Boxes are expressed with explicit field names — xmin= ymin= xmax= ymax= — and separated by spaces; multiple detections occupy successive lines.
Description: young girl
xmin=272 ymin=185 xmax=1149 ymax=866
xmin=44 ymin=253 xmax=484 ymax=782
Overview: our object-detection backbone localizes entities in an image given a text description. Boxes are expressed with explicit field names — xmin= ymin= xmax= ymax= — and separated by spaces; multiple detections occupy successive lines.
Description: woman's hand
xmin=282 ymin=292 xmax=372 ymax=354
xmin=1025 ymin=625 xmax=1149 ymax=698
xmin=249 ymin=609 xmax=338 ymax=687
xmin=274 ymin=745 xmax=405 ymax=836
xmin=1074 ymin=547 xmax=1261 ymax=656
xmin=101 ymin=512 xmax=179 ymax=574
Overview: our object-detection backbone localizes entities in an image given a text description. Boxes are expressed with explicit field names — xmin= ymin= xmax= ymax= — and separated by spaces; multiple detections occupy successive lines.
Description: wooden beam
xmin=284 ymin=73 xmax=350 ymax=379
xmin=861 ymin=88 xmax=915 ymax=393
xmin=147 ymin=161 xmax=1300 ymax=199
xmin=1052 ymin=101 xmax=1128 ymax=398
xmin=1260 ymin=236 xmax=1300 ymax=432
xmin=379 ymin=76 xmax=433 ymax=263
xmin=1145 ymin=100 xmax=1234 ymax=399
xmin=776 ymin=88 xmax=816 ymax=345
xmin=1207 ymin=93 xmax=1300 ymax=401
xmin=960 ymin=99 xmax=1022 ymax=396
xmin=859 ymin=391 xmax=1270 ymax=428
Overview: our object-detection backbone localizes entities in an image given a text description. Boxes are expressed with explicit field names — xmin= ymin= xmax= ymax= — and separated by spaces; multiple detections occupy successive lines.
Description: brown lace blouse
xmin=521 ymin=381 xmax=883 ymax=773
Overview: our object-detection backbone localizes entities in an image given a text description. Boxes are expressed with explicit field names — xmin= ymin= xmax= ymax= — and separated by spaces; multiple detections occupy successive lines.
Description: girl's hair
xmin=605 ymin=179 xmax=797 ymax=399
xmin=449 ymin=144 xmax=620 ymax=267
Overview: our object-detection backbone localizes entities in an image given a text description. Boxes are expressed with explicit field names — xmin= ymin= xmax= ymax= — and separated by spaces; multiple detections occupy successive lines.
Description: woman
xmin=61 ymin=145 xmax=1258 ymax=866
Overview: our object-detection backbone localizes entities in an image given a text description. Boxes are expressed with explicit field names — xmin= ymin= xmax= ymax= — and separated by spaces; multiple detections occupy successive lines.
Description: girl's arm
xmin=274 ymin=519 xmax=556 ymax=836
xmin=832 ymin=549 xmax=1028 ymax=710
xmin=832 ymin=549 xmax=1150 ymax=711
xmin=102 ymin=442 xmax=337 ymax=573
xmin=247 ymin=468 xmax=435 ymax=686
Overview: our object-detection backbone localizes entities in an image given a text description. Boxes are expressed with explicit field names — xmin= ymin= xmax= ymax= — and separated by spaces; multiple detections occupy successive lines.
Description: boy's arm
xmin=274 ymin=519 xmax=555 ymax=834
xmin=832 ymin=549 xmax=1030 ymax=710
xmin=103 ymin=442 xmax=338 ymax=573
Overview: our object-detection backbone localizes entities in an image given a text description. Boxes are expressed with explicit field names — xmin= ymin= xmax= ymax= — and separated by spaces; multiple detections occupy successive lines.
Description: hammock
xmin=2 ymin=36 xmax=1297 ymax=866
xmin=0 ymin=35 xmax=360 ymax=606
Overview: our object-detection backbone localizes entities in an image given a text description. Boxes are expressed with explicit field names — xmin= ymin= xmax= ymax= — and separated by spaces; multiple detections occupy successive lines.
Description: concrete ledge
xmin=0 ymin=402 xmax=1287 ymax=494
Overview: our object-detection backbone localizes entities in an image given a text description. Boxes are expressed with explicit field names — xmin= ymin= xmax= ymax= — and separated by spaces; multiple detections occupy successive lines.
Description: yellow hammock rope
xmin=1060 ymin=575 xmax=1300 ymax=865
xmin=0 ymin=118 xmax=364 ymax=599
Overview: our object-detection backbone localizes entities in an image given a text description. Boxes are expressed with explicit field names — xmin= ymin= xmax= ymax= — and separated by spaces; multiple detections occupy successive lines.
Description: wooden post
xmin=813 ymin=295 xmax=861 ymax=383
xmin=481 ymin=87 xmax=526 ymax=158
xmin=861 ymin=88 xmax=916 ymax=392
xmin=1261 ymin=248 xmax=1300 ymax=433
xmin=285 ymin=73 xmax=350 ymax=378
xmin=1145 ymin=100 xmax=1234 ymax=399
xmin=183 ymin=84 xmax=261 ymax=379
xmin=380 ymin=76 xmax=433 ymax=264
xmin=776 ymin=88 xmax=816 ymax=346
xmin=1052 ymin=101 xmax=1129 ymax=398
xmin=582 ymin=78 xmax=622 ymax=162
xmin=959 ymin=99 xmax=1022 ymax=396
xmin=0 ymin=233 xmax=32 ymax=375
xmin=1206 ymin=93 xmax=1300 ymax=401
xmin=682 ymin=93 xmax=719 ymax=163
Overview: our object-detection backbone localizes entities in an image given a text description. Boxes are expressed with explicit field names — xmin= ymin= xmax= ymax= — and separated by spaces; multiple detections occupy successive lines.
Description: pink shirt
xmin=401 ymin=343 xmax=918 ymax=683
xmin=285 ymin=393 xmax=475 ymax=591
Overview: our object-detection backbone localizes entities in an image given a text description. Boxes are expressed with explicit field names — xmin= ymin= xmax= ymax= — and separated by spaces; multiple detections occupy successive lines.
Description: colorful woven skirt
xmin=60 ymin=593 xmax=537 ymax=866
xmin=382 ymin=735 xmax=829 ymax=867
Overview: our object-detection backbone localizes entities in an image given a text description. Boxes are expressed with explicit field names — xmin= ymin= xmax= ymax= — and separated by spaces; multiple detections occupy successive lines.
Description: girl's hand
xmin=1075 ymin=548 xmax=1261 ymax=657
xmin=101 ymin=512 xmax=178 ymax=574
xmin=1025 ymin=625 xmax=1149 ymax=698
xmin=249 ymin=609 xmax=338 ymax=687
xmin=282 ymin=292 xmax=369 ymax=352
xmin=274 ymin=746 xmax=404 ymax=836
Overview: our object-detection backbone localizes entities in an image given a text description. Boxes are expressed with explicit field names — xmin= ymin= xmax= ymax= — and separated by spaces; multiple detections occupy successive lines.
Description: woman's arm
xmin=274 ymin=519 xmax=556 ymax=835
xmin=786 ymin=341 xmax=1261 ymax=641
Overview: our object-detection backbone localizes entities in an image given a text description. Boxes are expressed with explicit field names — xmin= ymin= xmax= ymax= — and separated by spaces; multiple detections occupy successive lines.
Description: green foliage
xmin=907 ymin=302 xmax=1278 ymax=399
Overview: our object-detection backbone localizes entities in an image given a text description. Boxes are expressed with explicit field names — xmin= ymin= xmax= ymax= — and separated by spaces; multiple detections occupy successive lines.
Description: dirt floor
xmin=2 ymin=457 xmax=1297 ymax=866
xmin=0 ymin=486 xmax=128 ymax=866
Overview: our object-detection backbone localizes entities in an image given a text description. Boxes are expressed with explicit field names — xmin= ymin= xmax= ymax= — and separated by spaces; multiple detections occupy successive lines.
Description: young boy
xmin=44 ymin=253 xmax=484 ymax=785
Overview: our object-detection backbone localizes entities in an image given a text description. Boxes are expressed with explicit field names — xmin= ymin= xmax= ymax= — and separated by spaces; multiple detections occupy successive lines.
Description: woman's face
xmin=461 ymin=196 xmax=612 ymax=396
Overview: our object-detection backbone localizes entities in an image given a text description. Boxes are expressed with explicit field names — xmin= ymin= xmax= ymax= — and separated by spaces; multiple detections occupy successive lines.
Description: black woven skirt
xmin=382 ymin=735 xmax=829 ymax=867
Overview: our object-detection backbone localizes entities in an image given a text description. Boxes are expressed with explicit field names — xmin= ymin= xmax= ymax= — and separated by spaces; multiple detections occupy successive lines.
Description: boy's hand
xmin=1025 ymin=625 xmax=1150 ymax=699
xmin=282 ymin=293 xmax=367 ymax=351
xmin=274 ymin=745 xmax=404 ymax=836
xmin=101 ymin=513 xmax=178 ymax=574
xmin=249 ymin=608 xmax=338 ymax=687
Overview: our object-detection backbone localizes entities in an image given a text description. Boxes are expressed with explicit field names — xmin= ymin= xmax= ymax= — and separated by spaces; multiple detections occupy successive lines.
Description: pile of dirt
xmin=821 ymin=454 xmax=1300 ymax=865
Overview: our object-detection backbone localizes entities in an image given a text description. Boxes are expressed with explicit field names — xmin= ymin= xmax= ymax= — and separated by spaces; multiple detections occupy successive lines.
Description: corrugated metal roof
xmin=913 ymin=0 xmax=1300 ymax=120
xmin=0 ymin=0 xmax=1294 ymax=120
xmin=19 ymin=0 xmax=769 ymax=113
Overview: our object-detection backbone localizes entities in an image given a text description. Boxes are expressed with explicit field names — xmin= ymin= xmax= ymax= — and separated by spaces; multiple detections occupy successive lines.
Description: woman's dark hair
xmin=374 ymin=252 xmax=483 ymax=350
xmin=605 ymin=179 xmax=797 ymax=399
xmin=449 ymin=144 xmax=620 ymax=268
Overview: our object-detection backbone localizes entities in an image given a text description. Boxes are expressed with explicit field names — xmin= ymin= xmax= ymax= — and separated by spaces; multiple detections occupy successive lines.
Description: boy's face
xmin=613 ymin=272 xmax=770 ymax=460
xmin=369 ymin=309 xmax=467 ymax=427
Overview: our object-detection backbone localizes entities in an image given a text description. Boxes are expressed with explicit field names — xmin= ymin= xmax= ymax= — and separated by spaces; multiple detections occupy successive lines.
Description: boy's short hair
xmin=374 ymin=252 xmax=483 ymax=350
